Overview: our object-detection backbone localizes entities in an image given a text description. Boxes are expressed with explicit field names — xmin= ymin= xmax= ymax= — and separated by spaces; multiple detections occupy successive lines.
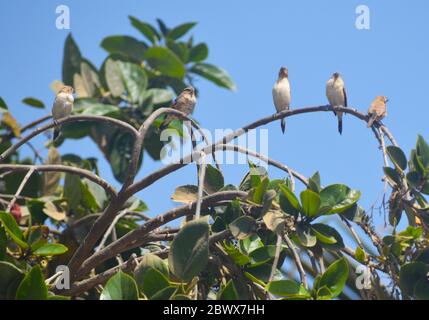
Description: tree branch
xmin=0 ymin=164 xmax=117 ymax=196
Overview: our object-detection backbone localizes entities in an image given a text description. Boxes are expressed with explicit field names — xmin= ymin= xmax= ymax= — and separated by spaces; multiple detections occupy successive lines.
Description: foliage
xmin=0 ymin=16 xmax=428 ymax=301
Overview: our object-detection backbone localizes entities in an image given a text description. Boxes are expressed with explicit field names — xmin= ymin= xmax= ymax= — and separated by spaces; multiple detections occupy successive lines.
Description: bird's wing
xmin=343 ymin=87 xmax=348 ymax=107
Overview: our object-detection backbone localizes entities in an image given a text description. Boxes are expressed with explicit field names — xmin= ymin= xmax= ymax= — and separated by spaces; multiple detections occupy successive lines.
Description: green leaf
xmin=168 ymin=22 xmax=196 ymax=40
xmin=414 ymin=278 xmax=429 ymax=300
xmin=312 ymin=223 xmax=344 ymax=250
xmin=224 ymin=200 xmax=242 ymax=224
xmin=0 ymin=227 xmax=6 ymax=260
xmin=156 ymin=18 xmax=169 ymax=36
xmin=0 ymin=97 xmax=8 ymax=112
xmin=190 ymin=63 xmax=236 ymax=91
xmin=101 ymin=35 xmax=147 ymax=63
xmin=266 ymin=280 xmax=310 ymax=298
xmin=108 ymin=131 xmax=140 ymax=183
xmin=229 ymin=216 xmax=256 ymax=240
xmin=136 ymin=267 xmax=170 ymax=298
xmin=203 ymin=164 xmax=224 ymax=194
xmin=144 ymin=46 xmax=186 ymax=78
xmin=279 ymin=184 xmax=300 ymax=217
xmin=318 ymin=257 xmax=349 ymax=298
xmin=104 ymin=58 xmax=125 ymax=97
xmin=383 ymin=167 xmax=401 ymax=186
xmin=319 ymin=184 xmax=361 ymax=215
xmin=386 ymin=146 xmax=407 ymax=171
xmin=100 ymin=271 xmax=138 ymax=300
xmin=171 ymin=185 xmax=198 ymax=204
xmin=316 ymin=286 xmax=334 ymax=300
xmin=249 ymin=245 xmax=279 ymax=265
xmin=151 ymin=286 xmax=177 ymax=300
xmin=0 ymin=211 xmax=28 ymax=249
xmin=354 ymin=246 xmax=367 ymax=263
xmin=62 ymin=34 xmax=82 ymax=86
xmin=81 ymin=103 xmax=120 ymax=117
xmin=16 ymin=265 xmax=48 ymax=300
xmin=342 ymin=204 xmax=365 ymax=223
xmin=63 ymin=174 xmax=82 ymax=211
xmin=308 ymin=171 xmax=321 ymax=193
xmin=399 ymin=262 xmax=429 ymax=296
xmin=32 ymin=243 xmax=68 ymax=256
xmin=253 ymin=176 xmax=269 ymax=204
xmin=168 ymin=217 xmax=209 ymax=282
xmin=144 ymin=88 xmax=174 ymax=105
xmin=129 ymin=16 xmax=159 ymax=43
xmin=0 ymin=261 xmax=24 ymax=299
xmin=296 ymin=224 xmax=317 ymax=247
xmin=189 ymin=43 xmax=209 ymax=62
xmin=218 ymin=280 xmax=239 ymax=300
xmin=22 ymin=97 xmax=45 ymax=109
xmin=416 ymin=135 xmax=429 ymax=168
xmin=300 ymin=189 xmax=321 ymax=217
xmin=134 ymin=253 xmax=169 ymax=286
xmin=222 ymin=241 xmax=251 ymax=266
xmin=115 ymin=60 xmax=147 ymax=103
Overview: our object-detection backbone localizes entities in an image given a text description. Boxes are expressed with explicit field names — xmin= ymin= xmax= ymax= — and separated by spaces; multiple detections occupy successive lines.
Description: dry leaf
xmin=43 ymin=201 xmax=66 ymax=221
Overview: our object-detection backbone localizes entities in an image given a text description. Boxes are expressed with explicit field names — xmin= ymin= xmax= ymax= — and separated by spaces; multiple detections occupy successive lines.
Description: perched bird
xmin=326 ymin=72 xmax=347 ymax=134
xmin=367 ymin=96 xmax=388 ymax=127
xmin=272 ymin=67 xmax=291 ymax=133
xmin=160 ymin=86 xmax=196 ymax=131
xmin=52 ymin=86 xmax=74 ymax=141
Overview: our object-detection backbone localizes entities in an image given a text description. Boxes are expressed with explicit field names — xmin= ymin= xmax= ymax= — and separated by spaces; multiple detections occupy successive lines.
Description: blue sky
xmin=1 ymin=0 xmax=428 ymax=238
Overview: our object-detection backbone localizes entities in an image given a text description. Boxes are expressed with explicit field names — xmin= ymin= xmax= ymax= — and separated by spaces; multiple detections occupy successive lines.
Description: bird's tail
xmin=367 ymin=114 xmax=377 ymax=128
xmin=281 ymin=118 xmax=286 ymax=134
xmin=338 ymin=114 xmax=343 ymax=135
xmin=53 ymin=128 xmax=60 ymax=141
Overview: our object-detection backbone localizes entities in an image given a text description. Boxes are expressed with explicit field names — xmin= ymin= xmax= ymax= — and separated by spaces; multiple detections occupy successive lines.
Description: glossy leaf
xmin=101 ymin=35 xmax=147 ymax=62
xmin=386 ymin=146 xmax=407 ymax=171
xmin=0 ymin=261 xmax=24 ymax=299
xmin=62 ymin=34 xmax=82 ymax=86
xmin=416 ymin=134 xmax=429 ymax=168
xmin=203 ymin=164 xmax=224 ymax=194
xmin=168 ymin=22 xmax=196 ymax=40
xmin=16 ymin=265 xmax=48 ymax=300
xmin=32 ymin=243 xmax=68 ymax=256
xmin=300 ymin=189 xmax=321 ymax=217
xmin=0 ymin=97 xmax=8 ymax=111
xmin=136 ymin=267 xmax=169 ymax=299
xmin=129 ymin=16 xmax=159 ymax=43
xmin=100 ymin=271 xmax=138 ymax=300
xmin=229 ymin=216 xmax=256 ymax=240
xmin=144 ymin=46 xmax=186 ymax=78
xmin=168 ymin=217 xmax=209 ymax=282
xmin=171 ymin=185 xmax=199 ymax=204
xmin=318 ymin=257 xmax=349 ymax=298
xmin=22 ymin=97 xmax=45 ymax=109
xmin=190 ymin=63 xmax=236 ymax=91
xmin=218 ymin=280 xmax=239 ymax=300
xmin=0 ymin=211 xmax=28 ymax=249
xmin=266 ymin=280 xmax=310 ymax=298
xmin=319 ymin=184 xmax=361 ymax=215
xmin=279 ymin=184 xmax=300 ymax=216
xmin=399 ymin=262 xmax=429 ymax=296
xmin=189 ymin=43 xmax=209 ymax=62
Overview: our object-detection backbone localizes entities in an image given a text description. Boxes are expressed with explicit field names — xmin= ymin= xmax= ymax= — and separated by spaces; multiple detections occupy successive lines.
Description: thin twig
xmin=268 ymin=233 xmax=282 ymax=283
xmin=195 ymin=151 xmax=206 ymax=220
xmin=6 ymin=167 xmax=35 ymax=212
xmin=282 ymin=233 xmax=308 ymax=289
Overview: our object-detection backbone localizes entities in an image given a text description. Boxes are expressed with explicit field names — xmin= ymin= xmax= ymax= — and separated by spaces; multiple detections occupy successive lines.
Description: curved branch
xmin=0 ymin=164 xmax=117 ymax=196
xmin=120 ymin=107 xmax=217 ymax=190
xmin=0 ymin=115 xmax=139 ymax=162
xmin=126 ymin=105 xmax=395 ymax=197
xmin=74 ymin=190 xmax=247 ymax=280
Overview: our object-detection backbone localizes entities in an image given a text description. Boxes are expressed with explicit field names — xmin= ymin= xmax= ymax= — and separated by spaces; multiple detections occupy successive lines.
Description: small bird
xmin=272 ymin=67 xmax=291 ymax=133
xmin=326 ymin=72 xmax=347 ymax=134
xmin=367 ymin=96 xmax=388 ymax=127
xmin=160 ymin=86 xmax=196 ymax=131
xmin=52 ymin=86 xmax=74 ymax=141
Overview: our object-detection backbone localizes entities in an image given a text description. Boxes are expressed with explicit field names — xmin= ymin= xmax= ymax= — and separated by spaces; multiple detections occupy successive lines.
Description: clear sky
xmin=1 ymin=0 xmax=428 ymax=236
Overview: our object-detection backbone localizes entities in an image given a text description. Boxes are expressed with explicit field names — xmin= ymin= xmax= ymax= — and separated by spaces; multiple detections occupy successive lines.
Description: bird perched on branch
xmin=160 ymin=86 xmax=196 ymax=131
xmin=367 ymin=96 xmax=388 ymax=127
xmin=272 ymin=67 xmax=291 ymax=133
xmin=326 ymin=72 xmax=347 ymax=134
xmin=52 ymin=85 xmax=74 ymax=141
